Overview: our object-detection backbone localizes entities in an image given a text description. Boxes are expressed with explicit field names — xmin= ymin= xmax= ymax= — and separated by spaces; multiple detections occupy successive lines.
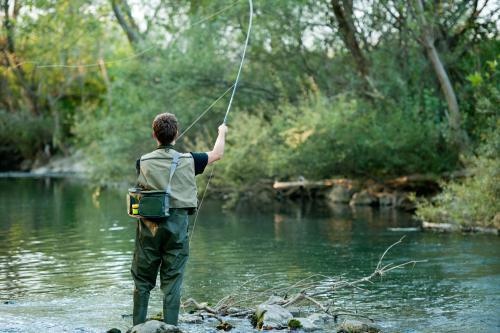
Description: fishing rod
xmin=189 ymin=0 xmax=253 ymax=246
xmin=223 ymin=0 xmax=253 ymax=124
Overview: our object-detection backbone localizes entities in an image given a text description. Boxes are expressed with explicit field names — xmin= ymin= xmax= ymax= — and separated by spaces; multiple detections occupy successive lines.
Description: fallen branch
xmin=182 ymin=237 xmax=424 ymax=323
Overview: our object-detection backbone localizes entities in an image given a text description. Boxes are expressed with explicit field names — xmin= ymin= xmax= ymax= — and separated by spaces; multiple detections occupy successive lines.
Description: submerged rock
xmin=377 ymin=192 xmax=396 ymax=206
xmin=290 ymin=317 xmax=320 ymax=331
xmin=126 ymin=320 xmax=182 ymax=333
xmin=349 ymin=191 xmax=378 ymax=206
xmin=395 ymin=193 xmax=415 ymax=210
xmin=263 ymin=295 xmax=285 ymax=305
xmin=179 ymin=314 xmax=203 ymax=324
xmin=328 ymin=186 xmax=354 ymax=203
xmin=216 ymin=321 xmax=234 ymax=331
xmin=337 ymin=319 xmax=381 ymax=333
xmin=255 ymin=304 xmax=293 ymax=330
xmin=107 ymin=329 xmax=121 ymax=333
xmin=307 ymin=313 xmax=334 ymax=325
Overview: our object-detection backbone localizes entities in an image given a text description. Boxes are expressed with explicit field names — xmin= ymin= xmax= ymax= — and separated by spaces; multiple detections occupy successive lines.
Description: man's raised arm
xmin=207 ymin=124 xmax=228 ymax=164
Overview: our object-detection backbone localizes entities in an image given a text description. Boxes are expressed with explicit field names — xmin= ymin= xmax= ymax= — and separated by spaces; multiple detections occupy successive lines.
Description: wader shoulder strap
xmin=165 ymin=152 xmax=180 ymax=195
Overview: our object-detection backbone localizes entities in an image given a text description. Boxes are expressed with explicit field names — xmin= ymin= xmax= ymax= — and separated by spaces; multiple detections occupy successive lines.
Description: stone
xmin=337 ymin=319 xmax=381 ymax=333
xmin=377 ymin=192 xmax=395 ymax=206
xmin=287 ymin=306 xmax=302 ymax=317
xmin=255 ymin=304 xmax=293 ymax=330
xmin=263 ymin=295 xmax=285 ymax=305
xmin=107 ymin=329 xmax=121 ymax=333
xmin=216 ymin=321 xmax=233 ymax=331
xmin=307 ymin=313 xmax=333 ymax=325
xmin=349 ymin=190 xmax=378 ymax=206
xmin=179 ymin=314 xmax=203 ymax=324
xmin=328 ymin=185 xmax=354 ymax=203
xmin=395 ymin=193 xmax=416 ymax=211
xmin=126 ymin=320 xmax=182 ymax=333
xmin=291 ymin=317 xmax=320 ymax=331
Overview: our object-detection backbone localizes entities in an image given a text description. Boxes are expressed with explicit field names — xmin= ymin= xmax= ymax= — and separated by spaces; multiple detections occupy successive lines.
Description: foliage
xmin=269 ymin=94 xmax=456 ymax=178
xmin=0 ymin=110 xmax=52 ymax=160
xmin=416 ymin=145 xmax=499 ymax=228
xmin=416 ymin=60 xmax=500 ymax=228
xmin=211 ymin=92 xmax=457 ymax=204
xmin=1 ymin=0 xmax=499 ymax=229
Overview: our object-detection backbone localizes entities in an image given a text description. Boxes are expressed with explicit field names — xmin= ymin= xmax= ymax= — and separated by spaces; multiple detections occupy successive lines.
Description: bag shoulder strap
xmin=165 ymin=151 xmax=180 ymax=195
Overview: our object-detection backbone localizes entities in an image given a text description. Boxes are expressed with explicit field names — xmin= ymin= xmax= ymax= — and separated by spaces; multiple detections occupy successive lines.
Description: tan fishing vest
xmin=136 ymin=147 xmax=198 ymax=209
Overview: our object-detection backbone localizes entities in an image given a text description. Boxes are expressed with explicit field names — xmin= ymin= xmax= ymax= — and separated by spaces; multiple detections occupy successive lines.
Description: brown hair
xmin=152 ymin=113 xmax=178 ymax=145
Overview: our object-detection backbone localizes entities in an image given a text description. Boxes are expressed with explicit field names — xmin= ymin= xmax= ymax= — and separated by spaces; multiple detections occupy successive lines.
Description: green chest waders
xmin=131 ymin=152 xmax=189 ymax=326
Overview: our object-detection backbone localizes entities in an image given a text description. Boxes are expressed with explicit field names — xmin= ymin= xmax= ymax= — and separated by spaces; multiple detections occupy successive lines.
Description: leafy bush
xmin=416 ymin=145 xmax=499 ymax=228
xmin=269 ymin=94 xmax=457 ymax=179
xmin=211 ymin=93 xmax=458 ymax=204
xmin=416 ymin=59 xmax=500 ymax=228
xmin=0 ymin=110 xmax=52 ymax=161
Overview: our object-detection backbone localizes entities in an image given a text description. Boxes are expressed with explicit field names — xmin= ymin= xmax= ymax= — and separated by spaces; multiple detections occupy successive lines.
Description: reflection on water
xmin=0 ymin=178 xmax=499 ymax=333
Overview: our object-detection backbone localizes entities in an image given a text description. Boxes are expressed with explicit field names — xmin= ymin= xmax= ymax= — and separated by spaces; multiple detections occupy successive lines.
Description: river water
xmin=0 ymin=178 xmax=498 ymax=333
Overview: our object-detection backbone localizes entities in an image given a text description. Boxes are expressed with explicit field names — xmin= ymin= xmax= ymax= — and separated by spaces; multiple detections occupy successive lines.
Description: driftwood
xmin=273 ymin=178 xmax=354 ymax=190
xmin=384 ymin=174 xmax=440 ymax=191
xmin=182 ymin=237 xmax=424 ymax=322
xmin=422 ymin=221 xmax=499 ymax=235
xmin=273 ymin=171 xmax=471 ymax=199
xmin=273 ymin=178 xmax=353 ymax=197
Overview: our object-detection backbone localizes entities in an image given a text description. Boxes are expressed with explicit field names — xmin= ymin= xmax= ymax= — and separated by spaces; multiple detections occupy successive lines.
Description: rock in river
xmin=349 ymin=190 xmax=378 ymax=206
xmin=179 ymin=313 xmax=203 ymax=324
xmin=126 ymin=320 xmax=182 ymax=333
xmin=337 ymin=319 xmax=381 ymax=333
xmin=328 ymin=185 xmax=354 ymax=203
xmin=307 ymin=312 xmax=334 ymax=325
xmin=290 ymin=317 xmax=320 ymax=331
xmin=255 ymin=304 xmax=293 ymax=329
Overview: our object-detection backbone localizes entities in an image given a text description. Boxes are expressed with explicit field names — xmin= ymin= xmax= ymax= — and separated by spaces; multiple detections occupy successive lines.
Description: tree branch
xmin=110 ymin=0 xmax=142 ymax=46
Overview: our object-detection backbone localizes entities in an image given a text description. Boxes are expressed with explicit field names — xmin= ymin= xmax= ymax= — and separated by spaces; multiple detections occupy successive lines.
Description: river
xmin=0 ymin=178 xmax=498 ymax=332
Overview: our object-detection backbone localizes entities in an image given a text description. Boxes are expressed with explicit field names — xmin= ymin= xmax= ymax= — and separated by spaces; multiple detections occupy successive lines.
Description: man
xmin=131 ymin=112 xmax=227 ymax=326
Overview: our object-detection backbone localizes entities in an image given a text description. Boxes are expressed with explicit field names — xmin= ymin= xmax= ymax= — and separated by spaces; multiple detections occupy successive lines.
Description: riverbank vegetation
xmin=1 ymin=1 xmax=498 ymax=226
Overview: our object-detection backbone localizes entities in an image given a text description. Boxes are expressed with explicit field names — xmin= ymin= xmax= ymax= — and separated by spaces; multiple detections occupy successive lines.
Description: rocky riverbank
xmin=108 ymin=303 xmax=382 ymax=333
xmin=30 ymin=150 xmax=89 ymax=176
xmin=0 ymin=150 xmax=90 ymax=178
xmin=272 ymin=174 xmax=448 ymax=211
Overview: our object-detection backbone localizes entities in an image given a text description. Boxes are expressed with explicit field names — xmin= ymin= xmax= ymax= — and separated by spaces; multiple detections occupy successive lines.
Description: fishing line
xmin=176 ymin=84 xmax=234 ymax=141
xmin=23 ymin=0 xmax=242 ymax=69
xmin=189 ymin=164 xmax=215 ymax=246
xmin=189 ymin=0 xmax=253 ymax=245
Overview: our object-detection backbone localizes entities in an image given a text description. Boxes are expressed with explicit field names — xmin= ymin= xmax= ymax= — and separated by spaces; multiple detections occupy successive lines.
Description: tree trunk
xmin=1 ymin=0 xmax=39 ymax=114
xmin=110 ymin=0 xmax=142 ymax=47
xmin=413 ymin=0 xmax=469 ymax=152
xmin=2 ymin=0 xmax=14 ymax=52
xmin=330 ymin=0 xmax=369 ymax=78
xmin=329 ymin=0 xmax=380 ymax=98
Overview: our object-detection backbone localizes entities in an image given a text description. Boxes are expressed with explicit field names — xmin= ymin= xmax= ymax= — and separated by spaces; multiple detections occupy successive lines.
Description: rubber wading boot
xmin=163 ymin=305 xmax=180 ymax=326
xmin=133 ymin=290 xmax=150 ymax=326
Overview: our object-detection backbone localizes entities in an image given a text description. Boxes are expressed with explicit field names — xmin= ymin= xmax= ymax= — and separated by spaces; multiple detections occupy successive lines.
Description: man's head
xmin=152 ymin=113 xmax=178 ymax=145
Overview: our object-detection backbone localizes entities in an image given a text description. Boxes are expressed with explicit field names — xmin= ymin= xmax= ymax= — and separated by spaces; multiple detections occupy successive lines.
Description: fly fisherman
xmin=131 ymin=112 xmax=227 ymax=326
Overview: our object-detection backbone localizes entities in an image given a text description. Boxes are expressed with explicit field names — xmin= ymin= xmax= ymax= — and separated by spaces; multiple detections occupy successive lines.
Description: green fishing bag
xmin=127 ymin=189 xmax=171 ymax=218
xmin=127 ymin=152 xmax=180 ymax=219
